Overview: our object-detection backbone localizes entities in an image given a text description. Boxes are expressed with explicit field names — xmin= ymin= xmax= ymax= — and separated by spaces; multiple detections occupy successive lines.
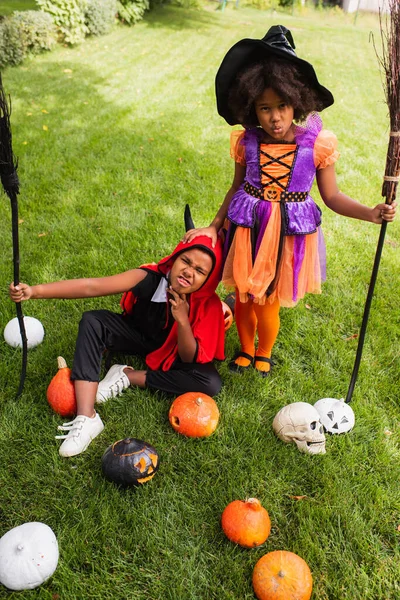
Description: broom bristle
xmin=0 ymin=74 xmax=19 ymax=198
xmin=377 ymin=0 xmax=400 ymax=202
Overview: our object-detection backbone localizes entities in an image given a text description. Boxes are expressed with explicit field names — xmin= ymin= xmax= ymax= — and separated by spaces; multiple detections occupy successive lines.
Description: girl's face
xmin=255 ymin=88 xmax=295 ymax=141
xmin=169 ymin=248 xmax=213 ymax=295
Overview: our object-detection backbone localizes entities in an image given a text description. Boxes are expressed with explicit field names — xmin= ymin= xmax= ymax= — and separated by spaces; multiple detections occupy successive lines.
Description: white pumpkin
xmin=0 ymin=522 xmax=58 ymax=591
xmin=3 ymin=316 xmax=45 ymax=349
xmin=314 ymin=398 xmax=355 ymax=434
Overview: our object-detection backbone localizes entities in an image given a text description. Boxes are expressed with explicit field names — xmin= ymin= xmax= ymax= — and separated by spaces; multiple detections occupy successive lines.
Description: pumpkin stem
xmin=278 ymin=570 xmax=285 ymax=578
xmin=57 ymin=356 xmax=68 ymax=370
xmin=17 ymin=544 xmax=24 ymax=551
xmin=195 ymin=397 xmax=203 ymax=406
xmin=246 ymin=498 xmax=261 ymax=510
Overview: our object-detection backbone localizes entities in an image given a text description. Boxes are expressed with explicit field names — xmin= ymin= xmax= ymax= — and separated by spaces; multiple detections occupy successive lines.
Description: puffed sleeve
xmin=230 ymin=129 xmax=246 ymax=166
xmin=314 ymin=129 xmax=340 ymax=170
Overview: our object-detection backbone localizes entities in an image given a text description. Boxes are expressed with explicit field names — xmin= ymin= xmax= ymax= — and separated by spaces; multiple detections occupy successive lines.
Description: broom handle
xmin=11 ymin=192 xmax=28 ymax=398
xmin=345 ymin=220 xmax=388 ymax=403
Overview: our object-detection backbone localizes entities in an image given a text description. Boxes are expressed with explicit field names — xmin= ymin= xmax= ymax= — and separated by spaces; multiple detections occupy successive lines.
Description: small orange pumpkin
xmin=221 ymin=498 xmax=271 ymax=548
xmin=169 ymin=392 xmax=219 ymax=438
xmin=46 ymin=356 xmax=77 ymax=417
xmin=221 ymin=301 xmax=234 ymax=331
xmin=252 ymin=550 xmax=313 ymax=600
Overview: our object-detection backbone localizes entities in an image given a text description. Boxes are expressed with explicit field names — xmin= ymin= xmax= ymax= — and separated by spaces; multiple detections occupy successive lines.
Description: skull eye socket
xmin=327 ymin=411 xmax=335 ymax=421
xmin=310 ymin=421 xmax=317 ymax=430
xmin=340 ymin=416 xmax=349 ymax=424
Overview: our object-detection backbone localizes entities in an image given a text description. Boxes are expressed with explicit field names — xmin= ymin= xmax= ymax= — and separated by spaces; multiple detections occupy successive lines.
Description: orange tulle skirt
xmin=222 ymin=204 xmax=325 ymax=308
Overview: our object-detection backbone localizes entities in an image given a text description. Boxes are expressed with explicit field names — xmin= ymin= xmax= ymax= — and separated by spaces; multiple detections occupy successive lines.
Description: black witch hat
xmin=215 ymin=25 xmax=334 ymax=126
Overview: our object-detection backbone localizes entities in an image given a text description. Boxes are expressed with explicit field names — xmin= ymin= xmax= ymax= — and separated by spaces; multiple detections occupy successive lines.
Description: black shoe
xmin=229 ymin=351 xmax=254 ymax=373
xmin=254 ymin=356 xmax=275 ymax=378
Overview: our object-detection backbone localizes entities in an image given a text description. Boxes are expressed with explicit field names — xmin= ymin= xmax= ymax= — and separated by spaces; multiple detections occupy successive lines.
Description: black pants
xmin=71 ymin=310 xmax=222 ymax=397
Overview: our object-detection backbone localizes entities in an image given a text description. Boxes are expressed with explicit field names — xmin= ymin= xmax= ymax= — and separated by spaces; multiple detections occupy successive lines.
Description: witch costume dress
xmin=215 ymin=25 xmax=337 ymax=310
xmin=222 ymin=113 xmax=339 ymax=308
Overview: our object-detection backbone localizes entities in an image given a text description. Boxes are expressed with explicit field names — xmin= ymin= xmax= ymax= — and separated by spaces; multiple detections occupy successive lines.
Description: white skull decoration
xmin=314 ymin=398 xmax=355 ymax=434
xmin=272 ymin=402 xmax=326 ymax=455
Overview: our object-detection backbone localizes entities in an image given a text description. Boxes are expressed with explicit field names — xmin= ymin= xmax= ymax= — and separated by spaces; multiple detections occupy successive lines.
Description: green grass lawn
xmin=0 ymin=0 xmax=37 ymax=15
xmin=0 ymin=4 xmax=399 ymax=599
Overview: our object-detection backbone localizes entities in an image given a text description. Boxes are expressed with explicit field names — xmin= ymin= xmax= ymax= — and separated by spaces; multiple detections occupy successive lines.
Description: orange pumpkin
xmin=221 ymin=301 xmax=234 ymax=331
xmin=169 ymin=392 xmax=219 ymax=438
xmin=46 ymin=356 xmax=77 ymax=417
xmin=221 ymin=498 xmax=271 ymax=548
xmin=252 ymin=550 xmax=313 ymax=600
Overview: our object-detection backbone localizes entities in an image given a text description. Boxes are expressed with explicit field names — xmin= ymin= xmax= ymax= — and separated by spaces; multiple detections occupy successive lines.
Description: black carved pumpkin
xmin=101 ymin=438 xmax=159 ymax=486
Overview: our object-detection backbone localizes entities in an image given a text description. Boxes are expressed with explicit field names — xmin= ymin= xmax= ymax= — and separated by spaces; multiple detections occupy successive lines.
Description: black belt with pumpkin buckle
xmin=244 ymin=181 xmax=308 ymax=203
xmin=243 ymin=181 xmax=262 ymax=199
xmin=280 ymin=191 xmax=308 ymax=202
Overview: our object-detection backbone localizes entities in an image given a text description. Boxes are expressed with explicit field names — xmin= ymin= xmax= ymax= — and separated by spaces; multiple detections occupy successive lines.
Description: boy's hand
xmin=168 ymin=287 xmax=189 ymax=325
xmin=183 ymin=226 xmax=218 ymax=247
xmin=371 ymin=201 xmax=397 ymax=224
xmin=9 ymin=282 xmax=32 ymax=302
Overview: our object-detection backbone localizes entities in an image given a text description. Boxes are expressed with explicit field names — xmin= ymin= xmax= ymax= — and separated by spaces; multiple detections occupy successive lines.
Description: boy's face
xmin=169 ymin=248 xmax=213 ymax=295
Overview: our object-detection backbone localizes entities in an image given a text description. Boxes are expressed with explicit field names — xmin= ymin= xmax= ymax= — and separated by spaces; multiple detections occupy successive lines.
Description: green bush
xmin=148 ymin=0 xmax=168 ymax=6
xmin=35 ymin=0 xmax=88 ymax=44
xmin=242 ymin=0 xmax=292 ymax=8
xmin=116 ymin=0 xmax=149 ymax=24
xmin=0 ymin=16 xmax=25 ymax=68
xmin=169 ymin=0 xmax=199 ymax=7
xmin=85 ymin=0 xmax=117 ymax=36
xmin=12 ymin=10 xmax=57 ymax=53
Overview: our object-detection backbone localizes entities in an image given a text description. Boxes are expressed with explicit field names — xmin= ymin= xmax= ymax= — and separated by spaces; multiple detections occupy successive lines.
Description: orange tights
xmin=234 ymin=293 xmax=280 ymax=373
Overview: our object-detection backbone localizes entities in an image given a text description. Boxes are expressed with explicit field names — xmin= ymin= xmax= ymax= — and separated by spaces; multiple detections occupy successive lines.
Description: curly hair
xmin=228 ymin=57 xmax=324 ymax=127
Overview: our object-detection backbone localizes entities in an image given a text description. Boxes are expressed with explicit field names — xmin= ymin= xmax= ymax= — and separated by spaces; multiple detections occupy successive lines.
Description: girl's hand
xmin=168 ymin=287 xmax=189 ymax=325
xmin=9 ymin=282 xmax=32 ymax=303
xmin=183 ymin=226 xmax=218 ymax=247
xmin=371 ymin=201 xmax=397 ymax=224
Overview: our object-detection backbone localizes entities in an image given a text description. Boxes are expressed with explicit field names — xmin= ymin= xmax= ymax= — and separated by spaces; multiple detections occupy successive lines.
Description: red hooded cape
xmin=120 ymin=235 xmax=225 ymax=371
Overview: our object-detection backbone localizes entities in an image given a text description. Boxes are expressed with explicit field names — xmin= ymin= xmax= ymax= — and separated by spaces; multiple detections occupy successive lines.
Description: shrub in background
xmin=0 ymin=16 xmax=25 ymax=68
xmin=116 ymin=0 xmax=149 ymax=24
xmin=0 ymin=0 xmax=153 ymax=68
xmin=168 ymin=0 xmax=199 ymax=7
xmin=35 ymin=0 xmax=88 ymax=44
xmin=85 ymin=0 xmax=117 ymax=36
xmin=242 ymin=0 xmax=290 ymax=8
xmin=12 ymin=10 xmax=57 ymax=53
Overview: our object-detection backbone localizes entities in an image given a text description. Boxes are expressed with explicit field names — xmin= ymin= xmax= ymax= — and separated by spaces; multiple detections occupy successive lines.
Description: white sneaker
xmin=56 ymin=413 xmax=104 ymax=457
xmin=96 ymin=364 xmax=133 ymax=404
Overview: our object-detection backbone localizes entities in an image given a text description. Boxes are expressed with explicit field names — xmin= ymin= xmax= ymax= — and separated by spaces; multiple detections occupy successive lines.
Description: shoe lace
xmin=55 ymin=416 xmax=86 ymax=440
xmin=101 ymin=376 xmax=126 ymax=399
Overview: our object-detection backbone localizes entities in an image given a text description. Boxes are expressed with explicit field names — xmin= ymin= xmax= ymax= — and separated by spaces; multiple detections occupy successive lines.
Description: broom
xmin=0 ymin=75 xmax=28 ymax=398
xmin=345 ymin=0 xmax=400 ymax=403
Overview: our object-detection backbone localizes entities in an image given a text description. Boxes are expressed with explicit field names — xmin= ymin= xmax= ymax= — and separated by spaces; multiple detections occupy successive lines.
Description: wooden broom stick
xmin=345 ymin=0 xmax=400 ymax=403
xmin=0 ymin=76 xmax=28 ymax=398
